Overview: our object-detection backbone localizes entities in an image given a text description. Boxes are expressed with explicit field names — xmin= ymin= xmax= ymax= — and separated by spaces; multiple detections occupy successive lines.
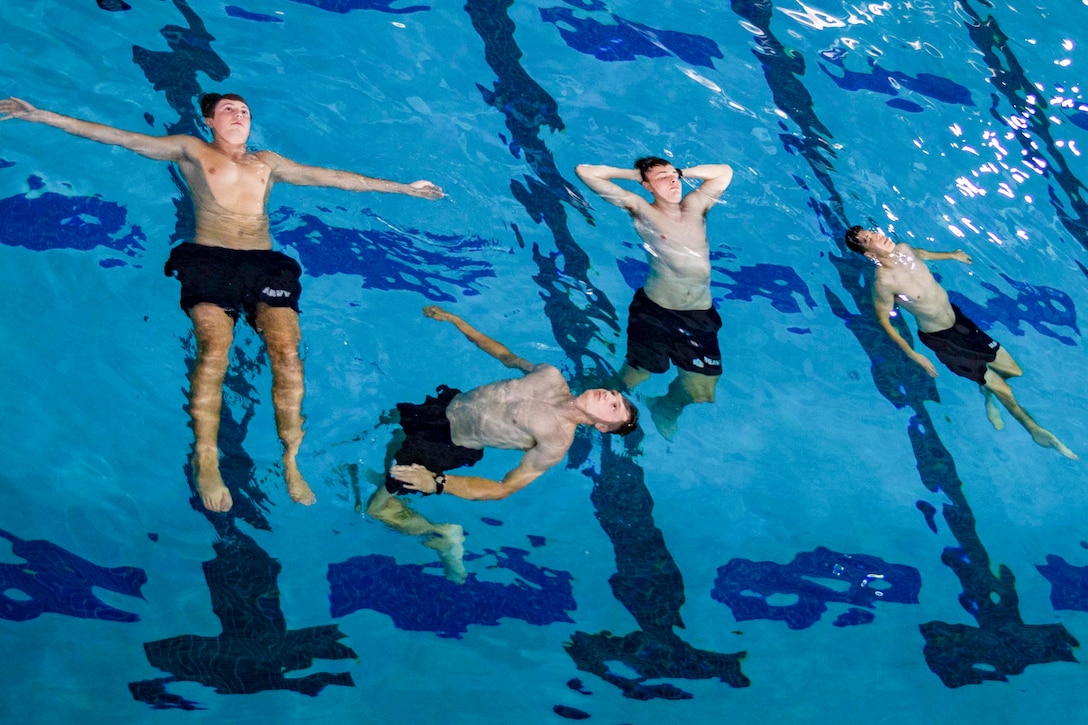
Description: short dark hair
xmin=844 ymin=225 xmax=866 ymax=254
xmin=200 ymin=93 xmax=248 ymax=119
xmin=612 ymin=397 xmax=639 ymax=436
xmin=634 ymin=156 xmax=672 ymax=181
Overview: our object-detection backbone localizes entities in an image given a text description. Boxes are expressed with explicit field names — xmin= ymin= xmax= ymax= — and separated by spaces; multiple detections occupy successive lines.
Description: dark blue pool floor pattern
xmin=224 ymin=5 xmax=282 ymax=23
xmin=0 ymin=528 xmax=147 ymax=622
xmin=711 ymin=547 xmax=922 ymax=630
xmin=286 ymin=0 xmax=429 ymax=15
xmin=328 ymin=546 xmax=576 ymax=639
xmin=539 ymin=5 xmax=723 ymax=69
xmin=271 ymin=207 xmax=495 ymax=302
xmin=948 ymin=276 xmax=1080 ymax=347
xmin=818 ymin=54 xmax=975 ymax=113
xmin=0 ymin=176 xmax=147 ymax=267
xmin=1037 ymin=549 xmax=1088 ymax=613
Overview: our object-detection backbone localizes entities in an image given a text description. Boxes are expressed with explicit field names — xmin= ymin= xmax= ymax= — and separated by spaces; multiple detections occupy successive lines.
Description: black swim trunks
xmin=626 ymin=288 xmax=723 ymax=376
xmin=385 ymin=385 xmax=484 ymax=495
xmin=917 ymin=304 xmax=1000 ymax=385
xmin=164 ymin=243 xmax=303 ymax=328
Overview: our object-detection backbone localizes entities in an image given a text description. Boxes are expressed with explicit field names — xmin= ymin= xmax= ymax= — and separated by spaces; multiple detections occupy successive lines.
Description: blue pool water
xmin=2 ymin=0 xmax=1088 ymax=722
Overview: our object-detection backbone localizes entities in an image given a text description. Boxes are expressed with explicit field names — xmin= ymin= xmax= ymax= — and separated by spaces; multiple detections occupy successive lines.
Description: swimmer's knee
xmin=366 ymin=489 xmax=397 ymax=517
xmin=679 ymin=372 xmax=719 ymax=403
xmin=983 ymin=374 xmax=1017 ymax=405
xmin=194 ymin=344 xmax=231 ymax=371
xmin=266 ymin=340 xmax=302 ymax=367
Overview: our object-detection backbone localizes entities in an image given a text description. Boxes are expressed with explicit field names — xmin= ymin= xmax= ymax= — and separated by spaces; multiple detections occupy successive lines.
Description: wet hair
xmin=634 ymin=156 xmax=673 ymax=181
xmin=844 ymin=225 xmax=867 ymax=254
xmin=200 ymin=93 xmax=249 ymax=119
xmin=611 ymin=397 xmax=639 ymax=436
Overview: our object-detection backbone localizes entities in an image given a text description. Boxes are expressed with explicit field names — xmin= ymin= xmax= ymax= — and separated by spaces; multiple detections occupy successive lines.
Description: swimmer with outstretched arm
xmin=1 ymin=93 xmax=444 ymax=511
xmin=366 ymin=305 xmax=638 ymax=582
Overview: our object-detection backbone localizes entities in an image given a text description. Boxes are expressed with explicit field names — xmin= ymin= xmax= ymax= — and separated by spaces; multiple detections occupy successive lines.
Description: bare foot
xmin=984 ymin=391 xmax=1005 ymax=431
xmin=193 ymin=453 xmax=232 ymax=512
xmin=424 ymin=524 xmax=467 ymax=584
xmin=646 ymin=395 xmax=680 ymax=441
xmin=1031 ymin=429 xmax=1078 ymax=460
xmin=284 ymin=459 xmax=317 ymax=505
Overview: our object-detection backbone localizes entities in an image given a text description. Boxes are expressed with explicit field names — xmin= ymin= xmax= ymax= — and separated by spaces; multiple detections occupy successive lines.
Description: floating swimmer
xmin=1 ymin=93 xmax=444 ymax=511
xmin=576 ymin=157 xmax=733 ymax=440
xmin=845 ymin=226 xmax=1076 ymax=459
xmin=366 ymin=305 xmax=638 ymax=582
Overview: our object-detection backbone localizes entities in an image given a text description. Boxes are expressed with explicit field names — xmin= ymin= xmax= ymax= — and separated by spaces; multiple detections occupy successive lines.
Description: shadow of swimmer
xmin=564 ymin=432 xmax=750 ymax=699
xmin=129 ymin=529 xmax=356 ymax=710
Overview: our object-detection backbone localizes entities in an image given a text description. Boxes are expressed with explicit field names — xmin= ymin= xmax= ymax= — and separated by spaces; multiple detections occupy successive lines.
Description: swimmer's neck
xmin=650 ymin=197 xmax=682 ymax=216
xmin=211 ymin=135 xmax=249 ymax=160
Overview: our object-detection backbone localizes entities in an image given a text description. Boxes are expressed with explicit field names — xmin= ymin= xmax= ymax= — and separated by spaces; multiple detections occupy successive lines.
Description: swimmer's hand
xmin=391 ymin=463 xmax=439 ymax=494
xmin=911 ymin=351 xmax=939 ymax=378
xmin=407 ymin=180 xmax=444 ymax=200
xmin=952 ymin=250 xmax=973 ymax=264
xmin=0 ymin=97 xmax=40 ymax=122
xmin=423 ymin=305 xmax=459 ymax=323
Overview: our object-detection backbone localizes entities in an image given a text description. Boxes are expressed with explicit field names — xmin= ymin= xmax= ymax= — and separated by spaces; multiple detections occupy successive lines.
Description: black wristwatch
xmin=433 ymin=472 xmax=446 ymax=495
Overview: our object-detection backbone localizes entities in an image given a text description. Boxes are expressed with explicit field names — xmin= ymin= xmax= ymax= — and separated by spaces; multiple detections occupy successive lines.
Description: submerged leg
xmin=617 ymin=362 xmax=652 ymax=391
xmin=982 ymin=367 xmax=1076 ymax=459
xmin=256 ymin=304 xmax=316 ymax=505
xmin=647 ymin=371 xmax=720 ymax=441
xmin=981 ymin=348 xmax=1021 ymax=431
xmin=188 ymin=303 xmax=235 ymax=512
xmin=981 ymin=387 xmax=1005 ymax=431
xmin=366 ymin=486 xmax=467 ymax=584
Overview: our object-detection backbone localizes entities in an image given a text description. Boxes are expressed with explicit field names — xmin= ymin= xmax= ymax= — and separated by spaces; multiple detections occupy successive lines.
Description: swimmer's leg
xmin=618 ymin=362 xmax=652 ymax=391
xmin=982 ymin=365 xmax=1076 ymax=459
xmin=256 ymin=304 xmax=316 ymax=506
xmin=366 ymin=486 xmax=467 ymax=583
xmin=189 ymin=303 xmax=235 ymax=512
xmin=987 ymin=346 xmax=1023 ymax=380
xmin=647 ymin=371 xmax=719 ymax=441
xmin=981 ymin=347 xmax=1022 ymax=431
xmin=981 ymin=386 xmax=1005 ymax=431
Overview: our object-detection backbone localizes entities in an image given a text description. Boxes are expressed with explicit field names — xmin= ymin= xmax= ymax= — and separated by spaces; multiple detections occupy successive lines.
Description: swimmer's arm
xmin=445 ymin=459 xmax=546 ymax=500
xmin=575 ymin=164 xmax=648 ymax=214
xmin=262 ymin=152 xmax=443 ymax=199
xmin=0 ymin=97 xmax=191 ymax=161
xmin=393 ymin=447 xmax=558 ymax=500
xmin=913 ymin=248 xmax=973 ymax=264
xmin=872 ymin=282 xmax=938 ymax=377
xmin=423 ymin=305 xmax=535 ymax=372
xmin=679 ymin=164 xmax=733 ymax=214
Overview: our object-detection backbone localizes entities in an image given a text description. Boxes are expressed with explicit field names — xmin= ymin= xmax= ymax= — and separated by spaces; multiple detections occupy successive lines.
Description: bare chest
xmin=191 ymin=152 xmax=272 ymax=214
xmin=635 ymin=212 xmax=708 ymax=255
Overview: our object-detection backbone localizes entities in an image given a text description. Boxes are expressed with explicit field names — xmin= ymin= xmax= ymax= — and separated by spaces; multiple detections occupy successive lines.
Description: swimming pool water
xmin=2 ymin=0 xmax=1088 ymax=722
